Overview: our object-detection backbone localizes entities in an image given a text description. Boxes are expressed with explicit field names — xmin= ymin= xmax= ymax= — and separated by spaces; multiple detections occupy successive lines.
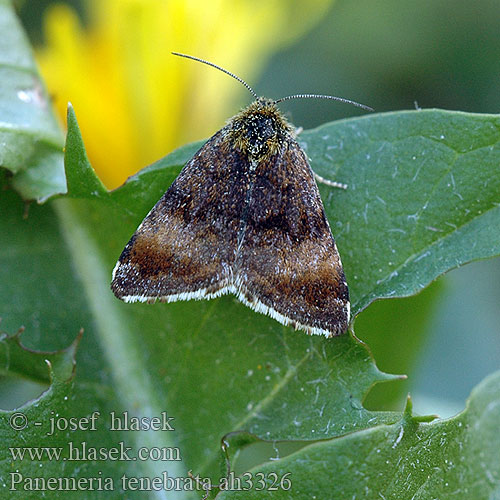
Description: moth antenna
xmin=275 ymin=93 xmax=373 ymax=112
xmin=172 ymin=52 xmax=259 ymax=100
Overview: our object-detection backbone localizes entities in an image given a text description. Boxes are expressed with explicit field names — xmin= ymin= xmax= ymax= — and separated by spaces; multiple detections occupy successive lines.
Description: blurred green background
xmin=15 ymin=0 xmax=500 ymax=417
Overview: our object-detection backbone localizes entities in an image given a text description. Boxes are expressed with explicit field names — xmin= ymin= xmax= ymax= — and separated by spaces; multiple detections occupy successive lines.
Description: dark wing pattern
xmin=111 ymin=130 xmax=251 ymax=302
xmin=234 ymin=139 xmax=349 ymax=336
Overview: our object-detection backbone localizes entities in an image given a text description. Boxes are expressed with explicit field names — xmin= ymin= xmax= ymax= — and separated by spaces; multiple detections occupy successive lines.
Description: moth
xmin=111 ymin=53 xmax=371 ymax=337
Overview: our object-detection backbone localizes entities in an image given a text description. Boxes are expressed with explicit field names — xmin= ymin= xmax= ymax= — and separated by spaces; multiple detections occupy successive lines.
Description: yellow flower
xmin=37 ymin=0 xmax=334 ymax=189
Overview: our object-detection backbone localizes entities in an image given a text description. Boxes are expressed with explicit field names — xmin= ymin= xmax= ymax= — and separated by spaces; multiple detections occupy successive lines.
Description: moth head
xmin=229 ymin=98 xmax=293 ymax=162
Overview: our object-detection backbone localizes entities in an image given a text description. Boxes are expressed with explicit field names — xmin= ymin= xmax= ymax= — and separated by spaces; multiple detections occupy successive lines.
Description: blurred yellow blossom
xmin=37 ymin=0 xmax=334 ymax=188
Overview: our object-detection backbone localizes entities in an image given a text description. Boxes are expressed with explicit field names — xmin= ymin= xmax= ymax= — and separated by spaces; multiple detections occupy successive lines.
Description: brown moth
xmin=111 ymin=53 xmax=371 ymax=337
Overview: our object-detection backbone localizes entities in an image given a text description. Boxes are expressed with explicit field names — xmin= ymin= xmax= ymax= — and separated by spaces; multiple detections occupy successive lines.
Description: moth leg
xmin=313 ymin=172 xmax=347 ymax=190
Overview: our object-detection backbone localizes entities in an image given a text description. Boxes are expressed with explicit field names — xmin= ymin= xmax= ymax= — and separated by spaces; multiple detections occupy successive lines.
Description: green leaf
xmin=300 ymin=109 xmax=500 ymax=315
xmin=64 ymin=104 xmax=107 ymax=199
xmin=0 ymin=328 xmax=79 ymax=385
xmin=0 ymin=0 xmax=65 ymax=202
xmin=216 ymin=370 xmax=500 ymax=500
xmin=0 ymin=327 xmax=160 ymax=499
